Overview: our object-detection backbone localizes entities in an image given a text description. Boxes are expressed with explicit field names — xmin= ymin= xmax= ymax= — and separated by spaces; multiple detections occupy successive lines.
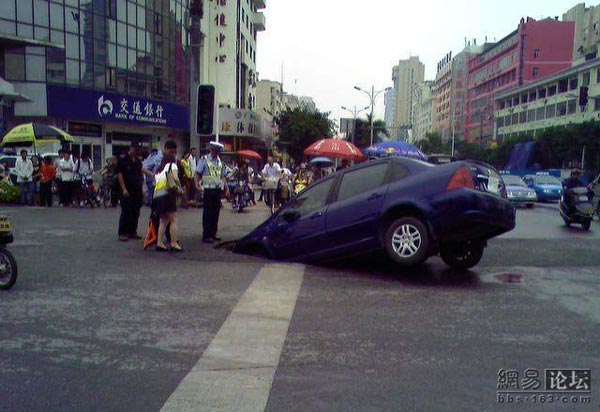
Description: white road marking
xmin=160 ymin=263 xmax=305 ymax=412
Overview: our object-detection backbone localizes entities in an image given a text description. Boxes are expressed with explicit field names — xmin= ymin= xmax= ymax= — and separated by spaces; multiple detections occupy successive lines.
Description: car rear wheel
xmin=384 ymin=217 xmax=430 ymax=267
xmin=526 ymin=203 xmax=534 ymax=209
xmin=440 ymin=241 xmax=484 ymax=270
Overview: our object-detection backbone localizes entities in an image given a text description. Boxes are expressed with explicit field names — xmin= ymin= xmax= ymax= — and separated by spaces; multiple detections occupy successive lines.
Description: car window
xmin=504 ymin=175 xmax=526 ymax=186
xmin=291 ymin=177 xmax=335 ymax=217
xmin=336 ymin=163 xmax=388 ymax=202
xmin=468 ymin=163 xmax=504 ymax=197
xmin=387 ymin=161 xmax=410 ymax=182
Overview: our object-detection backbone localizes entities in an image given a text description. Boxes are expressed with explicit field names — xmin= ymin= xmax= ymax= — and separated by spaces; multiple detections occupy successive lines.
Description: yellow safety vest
xmin=202 ymin=156 xmax=223 ymax=189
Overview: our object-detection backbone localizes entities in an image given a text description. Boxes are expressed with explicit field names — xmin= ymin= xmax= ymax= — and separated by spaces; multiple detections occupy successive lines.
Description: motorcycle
xmin=232 ymin=180 xmax=251 ymax=213
xmin=559 ymin=187 xmax=594 ymax=231
xmin=0 ymin=215 xmax=17 ymax=290
xmin=588 ymin=178 xmax=600 ymax=220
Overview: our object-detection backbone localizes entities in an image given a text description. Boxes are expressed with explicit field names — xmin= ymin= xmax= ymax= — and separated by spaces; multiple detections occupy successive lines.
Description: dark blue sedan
xmin=234 ymin=158 xmax=516 ymax=270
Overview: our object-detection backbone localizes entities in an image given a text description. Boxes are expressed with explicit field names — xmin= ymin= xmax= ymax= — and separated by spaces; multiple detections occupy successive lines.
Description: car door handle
xmin=310 ymin=212 xmax=323 ymax=219
xmin=367 ymin=193 xmax=382 ymax=201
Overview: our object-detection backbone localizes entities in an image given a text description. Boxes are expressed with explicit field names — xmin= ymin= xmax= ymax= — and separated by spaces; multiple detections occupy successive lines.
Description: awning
xmin=0 ymin=77 xmax=30 ymax=102
xmin=0 ymin=34 xmax=64 ymax=50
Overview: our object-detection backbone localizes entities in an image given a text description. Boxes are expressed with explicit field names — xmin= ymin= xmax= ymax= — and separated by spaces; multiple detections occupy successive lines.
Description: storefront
xmin=45 ymin=85 xmax=189 ymax=166
xmin=200 ymin=107 xmax=275 ymax=164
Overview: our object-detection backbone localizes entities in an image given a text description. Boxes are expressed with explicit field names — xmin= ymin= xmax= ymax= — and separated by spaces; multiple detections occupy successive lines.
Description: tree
xmin=274 ymin=106 xmax=336 ymax=162
xmin=415 ymin=132 xmax=450 ymax=154
xmin=353 ymin=114 xmax=389 ymax=148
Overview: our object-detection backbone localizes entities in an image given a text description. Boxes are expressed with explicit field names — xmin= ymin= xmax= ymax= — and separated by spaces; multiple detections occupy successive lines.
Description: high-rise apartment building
xmin=432 ymin=52 xmax=453 ymax=140
xmin=384 ymin=87 xmax=396 ymax=129
xmin=391 ymin=56 xmax=425 ymax=136
xmin=255 ymin=79 xmax=282 ymax=123
xmin=465 ymin=17 xmax=574 ymax=143
xmin=450 ymin=44 xmax=483 ymax=143
xmin=563 ymin=3 xmax=600 ymax=66
xmin=411 ymin=81 xmax=434 ymax=144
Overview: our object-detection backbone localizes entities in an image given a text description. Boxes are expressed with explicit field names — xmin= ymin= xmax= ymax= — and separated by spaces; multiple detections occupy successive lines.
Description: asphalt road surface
xmin=0 ymin=202 xmax=598 ymax=412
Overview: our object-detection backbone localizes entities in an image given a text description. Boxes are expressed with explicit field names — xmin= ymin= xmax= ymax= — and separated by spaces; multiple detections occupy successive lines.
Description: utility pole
xmin=341 ymin=105 xmax=369 ymax=145
xmin=189 ymin=0 xmax=203 ymax=148
xmin=355 ymin=85 xmax=391 ymax=147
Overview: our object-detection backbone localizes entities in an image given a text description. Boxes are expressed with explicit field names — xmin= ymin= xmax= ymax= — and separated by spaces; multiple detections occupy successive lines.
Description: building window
xmin=548 ymin=85 xmax=557 ymax=96
xmin=594 ymin=98 xmax=600 ymax=112
xmin=536 ymin=107 xmax=545 ymax=121
xmin=529 ymin=91 xmax=537 ymax=102
xmin=583 ymin=71 xmax=591 ymax=86
xmin=597 ymin=69 xmax=600 ymax=84
xmin=538 ymin=88 xmax=547 ymax=98
xmin=519 ymin=111 xmax=527 ymax=124
xmin=558 ymin=79 xmax=568 ymax=93
xmin=527 ymin=109 xmax=536 ymax=122
xmin=533 ymin=49 xmax=540 ymax=59
xmin=570 ymin=77 xmax=578 ymax=90
xmin=557 ymin=102 xmax=567 ymax=116
xmin=532 ymin=67 xmax=539 ymax=78
xmin=545 ymin=104 xmax=556 ymax=118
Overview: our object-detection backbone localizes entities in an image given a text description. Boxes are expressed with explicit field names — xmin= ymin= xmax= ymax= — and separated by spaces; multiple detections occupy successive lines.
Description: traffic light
xmin=197 ymin=85 xmax=215 ymax=136
xmin=579 ymin=86 xmax=589 ymax=107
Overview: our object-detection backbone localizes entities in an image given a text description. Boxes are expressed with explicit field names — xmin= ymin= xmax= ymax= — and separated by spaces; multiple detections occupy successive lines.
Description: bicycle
xmin=264 ymin=177 xmax=279 ymax=215
xmin=98 ymin=175 xmax=113 ymax=208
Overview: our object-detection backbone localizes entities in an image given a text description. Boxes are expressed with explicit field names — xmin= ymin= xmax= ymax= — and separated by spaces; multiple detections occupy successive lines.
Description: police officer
xmin=195 ymin=142 xmax=229 ymax=243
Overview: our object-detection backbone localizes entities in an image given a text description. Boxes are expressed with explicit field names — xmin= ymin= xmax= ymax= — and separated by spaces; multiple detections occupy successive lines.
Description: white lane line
xmin=160 ymin=263 xmax=305 ymax=412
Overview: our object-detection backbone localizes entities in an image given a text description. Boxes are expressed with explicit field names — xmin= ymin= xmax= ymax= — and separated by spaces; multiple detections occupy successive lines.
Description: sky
xmin=256 ymin=0 xmax=582 ymax=130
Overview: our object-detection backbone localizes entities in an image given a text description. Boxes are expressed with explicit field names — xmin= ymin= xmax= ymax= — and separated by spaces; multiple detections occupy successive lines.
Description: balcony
xmin=253 ymin=0 xmax=266 ymax=10
xmin=253 ymin=12 xmax=265 ymax=31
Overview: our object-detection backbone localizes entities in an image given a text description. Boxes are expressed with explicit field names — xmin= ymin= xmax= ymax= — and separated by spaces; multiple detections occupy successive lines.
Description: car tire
xmin=440 ymin=241 xmax=484 ymax=270
xmin=582 ymin=220 xmax=591 ymax=231
xmin=384 ymin=217 xmax=430 ymax=267
xmin=526 ymin=203 xmax=534 ymax=209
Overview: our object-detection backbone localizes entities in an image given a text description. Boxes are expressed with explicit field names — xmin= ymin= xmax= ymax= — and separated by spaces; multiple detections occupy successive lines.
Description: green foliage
xmin=352 ymin=115 xmax=389 ymax=148
xmin=0 ymin=180 xmax=19 ymax=203
xmin=416 ymin=121 xmax=600 ymax=173
xmin=274 ymin=106 xmax=336 ymax=161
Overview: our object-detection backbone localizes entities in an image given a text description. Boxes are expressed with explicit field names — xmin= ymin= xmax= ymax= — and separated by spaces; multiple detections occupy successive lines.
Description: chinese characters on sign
xmin=211 ymin=0 xmax=228 ymax=63
xmin=218 ymin=109 xmax=261 ymax=138
xmin=114 ymin=97 xmax=166 ymax=125
xmin=496 ymin=368 xmax=592 ymax=405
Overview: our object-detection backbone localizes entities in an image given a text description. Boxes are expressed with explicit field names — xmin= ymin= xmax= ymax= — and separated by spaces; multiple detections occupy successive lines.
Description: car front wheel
xmin=440 ymin=241 xmax=484 ymax=270
xmin=384 ymin=217 xmax=430 ymax=267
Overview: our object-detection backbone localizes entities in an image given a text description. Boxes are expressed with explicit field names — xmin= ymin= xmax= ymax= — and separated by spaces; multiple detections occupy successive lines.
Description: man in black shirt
xmin=116 ymin=144 xmax=144 ymax=241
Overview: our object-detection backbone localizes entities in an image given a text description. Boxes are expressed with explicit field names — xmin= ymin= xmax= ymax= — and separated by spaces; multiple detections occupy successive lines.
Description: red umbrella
xmin=304 ymin=138 xmax=364 ymax=161
xmin=237 ymin=149 xmax=262 ymax=160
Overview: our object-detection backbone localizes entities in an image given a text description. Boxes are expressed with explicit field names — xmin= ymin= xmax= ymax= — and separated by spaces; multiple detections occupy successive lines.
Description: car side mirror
xmin=281 ymin=209 xmax=300 ymax=223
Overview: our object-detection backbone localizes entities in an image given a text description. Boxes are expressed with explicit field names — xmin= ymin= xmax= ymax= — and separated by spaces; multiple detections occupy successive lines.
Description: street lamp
xmin=341 ymin=105 xmax=369 ymax=145
xmin=354 ymin=85 xmax=392 ymax=147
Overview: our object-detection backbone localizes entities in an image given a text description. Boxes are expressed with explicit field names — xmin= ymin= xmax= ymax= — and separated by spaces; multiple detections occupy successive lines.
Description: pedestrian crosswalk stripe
xmin=160 ymin=263 xmax=305 ymax=412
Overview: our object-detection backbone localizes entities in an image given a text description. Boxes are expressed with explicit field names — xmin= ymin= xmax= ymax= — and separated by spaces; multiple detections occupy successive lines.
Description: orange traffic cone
xmin=143 ymin=219 xmax=158 ymax=250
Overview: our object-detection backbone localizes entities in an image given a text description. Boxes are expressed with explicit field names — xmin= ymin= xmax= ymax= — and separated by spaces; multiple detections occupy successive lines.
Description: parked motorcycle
xmin=559 ymin=187 xmax=594 ymax=231
xmin=0 ymin=215 xmax=17 ymax=290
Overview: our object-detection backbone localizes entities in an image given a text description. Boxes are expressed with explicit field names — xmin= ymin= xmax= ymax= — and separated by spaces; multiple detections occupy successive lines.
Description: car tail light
xmin=447 ymin=167 xmax=475 ymax=191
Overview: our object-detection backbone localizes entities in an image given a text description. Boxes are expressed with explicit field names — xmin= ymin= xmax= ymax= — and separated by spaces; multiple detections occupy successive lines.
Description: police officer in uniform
xmin=195 ymin=142 xmax=229 ymax=243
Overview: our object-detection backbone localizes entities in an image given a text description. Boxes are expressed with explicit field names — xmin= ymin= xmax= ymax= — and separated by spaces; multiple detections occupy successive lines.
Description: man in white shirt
xmin=188 ymin=147 xmax=198 ymax=202
xmin=15 ymin=149 xmax=34 ymax=205
xmin=57 ymin=150 xmax=76 ymax=206
xmin=262 ymin=156 xmax=282 ymax=179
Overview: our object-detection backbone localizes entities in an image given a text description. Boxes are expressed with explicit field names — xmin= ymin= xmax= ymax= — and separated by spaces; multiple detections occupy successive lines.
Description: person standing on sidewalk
xmin=116 ymin=144 xmax=144 ymax=241
xmin=195 ymin=142 xmax=229 ymax=243
xmin=15 ymin=150 xmax=34 ymax=205
xmin=39 ymin=156 xmax=56 ymax=207
xmin=142 ymin=148 xmax=160 ymax=206
xmin=58 ymin=150 xmax=76 ymax=207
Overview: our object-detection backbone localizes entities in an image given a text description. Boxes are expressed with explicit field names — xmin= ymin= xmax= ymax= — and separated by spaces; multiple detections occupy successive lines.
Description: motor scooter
xmin=559 ymin=187 xmax=594 ymax=231
xmin=0 ymin=215 xmax=17 ymax=290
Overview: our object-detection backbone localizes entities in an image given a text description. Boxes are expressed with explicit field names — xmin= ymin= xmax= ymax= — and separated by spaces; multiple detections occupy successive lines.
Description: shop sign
xmin=47 ymin=85 xmax=189 ymax=131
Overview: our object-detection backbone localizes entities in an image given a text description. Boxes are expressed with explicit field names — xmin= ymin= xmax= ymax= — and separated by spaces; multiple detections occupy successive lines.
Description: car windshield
xmin=534 ymin=176 xmax=561 ymax=185
xmin=503 ymin=175 xmax=526 ymax=186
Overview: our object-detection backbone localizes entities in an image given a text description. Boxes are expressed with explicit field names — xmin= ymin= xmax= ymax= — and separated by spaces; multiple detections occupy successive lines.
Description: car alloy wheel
xmin=392 ymin=224 xmax=422 ymax=258
xmin=440 ymin=241 xmax=484 ymax=270
xmin=384 ymin=217 xmax=430 ymax=267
